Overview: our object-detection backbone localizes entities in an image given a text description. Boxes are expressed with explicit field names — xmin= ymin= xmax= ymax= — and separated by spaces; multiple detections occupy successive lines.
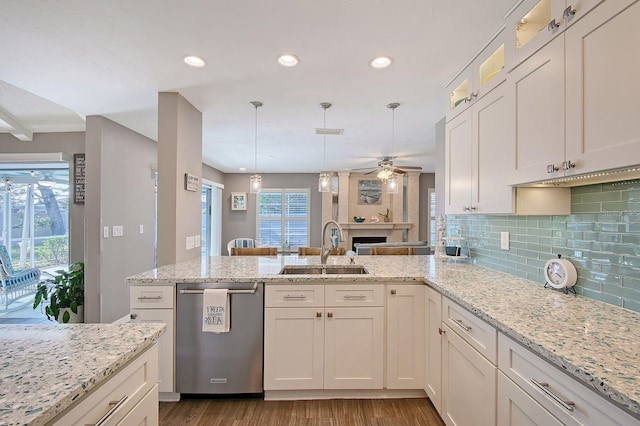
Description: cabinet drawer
xmin=265 ymin=285 xmax=324 ymax=307
xmin=130 ymin=285 xmax=174 ymax=309
xmin=442 ymin=297 xmax=497 ymax=364
xmin=498 ymin=333 xmax=640 ymax=425
xmin=53 ymin=344 xmax=158 ymax=425
xmin=324 ymin=284 xmax=383 ymax=307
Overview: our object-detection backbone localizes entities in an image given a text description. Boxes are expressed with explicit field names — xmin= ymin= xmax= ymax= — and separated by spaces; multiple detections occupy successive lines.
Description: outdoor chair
xmin=0 ymin=244 xmax=41 ymax=309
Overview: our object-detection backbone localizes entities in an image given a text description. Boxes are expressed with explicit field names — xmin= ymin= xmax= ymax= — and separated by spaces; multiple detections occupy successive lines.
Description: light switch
xmin=113 ymin=225 xmax=124 ymax=237
xmin=139 ymin=224 xmax=144 ymax=234
xmin=500 ymin=232 xmax=510 ymax=250
xmin=186 ymin=236 xmax=195 ymax=250
xmin=103 ymin=226 xmax=109 ymax=238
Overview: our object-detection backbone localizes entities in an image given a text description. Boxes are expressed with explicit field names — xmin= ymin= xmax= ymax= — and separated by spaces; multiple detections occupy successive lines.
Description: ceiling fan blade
xmin=392 ymin=168 xmax=407 ymax=174
xmin=395 ymin=165 xmax=423 ymax=170
xmin=364 ymin=169 xmax=380 ymax=175
xmin=351 ymin=167 xmax=376 ymax=171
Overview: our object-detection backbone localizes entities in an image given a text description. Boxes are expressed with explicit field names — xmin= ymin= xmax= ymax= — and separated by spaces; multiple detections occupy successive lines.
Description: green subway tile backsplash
xmin=446 ymin=180 xmax=640 ymax=313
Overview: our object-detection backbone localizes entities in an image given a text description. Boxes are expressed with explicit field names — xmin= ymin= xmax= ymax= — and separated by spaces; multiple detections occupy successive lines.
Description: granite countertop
xmin=127 ymin=254 xmax=640 ymax=417
xmin=0 ymin=323 xmax=166 ymax=426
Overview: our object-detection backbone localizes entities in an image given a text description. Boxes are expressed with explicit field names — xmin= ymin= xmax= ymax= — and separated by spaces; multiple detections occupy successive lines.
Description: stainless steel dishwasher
xmin=176 ymin=282 xmax=264 ymax=395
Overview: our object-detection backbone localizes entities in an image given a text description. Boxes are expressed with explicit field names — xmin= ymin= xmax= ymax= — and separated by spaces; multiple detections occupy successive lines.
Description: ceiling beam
xmin=0 ymin=106 xmax=33 ymax=141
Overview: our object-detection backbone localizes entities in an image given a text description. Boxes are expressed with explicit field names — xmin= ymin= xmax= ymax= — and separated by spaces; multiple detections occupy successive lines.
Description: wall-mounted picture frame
xmin=231 ymin=192 xmax=247 ymax=210
xmin=358 ymin=180 xmax=382 ymax=205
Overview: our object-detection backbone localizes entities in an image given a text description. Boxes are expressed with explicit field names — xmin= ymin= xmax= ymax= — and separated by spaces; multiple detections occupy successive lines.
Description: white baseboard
xmin=264 ymin=389 xmax=426 ymax=401
xmin=159 ymin=392 xmax=181 ymax=402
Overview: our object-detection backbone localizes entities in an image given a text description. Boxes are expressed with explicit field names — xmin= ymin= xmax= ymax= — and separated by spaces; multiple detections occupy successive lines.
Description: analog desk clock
xmin=544 ymin=254 xmax=577 ymax=294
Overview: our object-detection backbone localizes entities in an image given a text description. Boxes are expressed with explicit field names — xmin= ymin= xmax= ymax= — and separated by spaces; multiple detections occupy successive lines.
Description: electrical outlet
xmin=103 ymin=226 xmax=109 ymax=238
xmin=186 ymin=236 xmax=195 ymax=250
xmin=500 ymin=232 xmax=510 ymax=250
xmin=139 ymin=224 xmax=144 ymax=234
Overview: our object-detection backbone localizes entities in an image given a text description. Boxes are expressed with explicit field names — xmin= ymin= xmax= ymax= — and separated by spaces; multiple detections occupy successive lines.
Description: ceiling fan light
xmin=386 ymin=174 xmax=399 ymax=193
xmin=377 ymin=168 xmax=394 ymax=180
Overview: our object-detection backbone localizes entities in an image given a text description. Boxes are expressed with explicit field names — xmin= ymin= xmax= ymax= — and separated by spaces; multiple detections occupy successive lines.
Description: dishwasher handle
xmin=179 ymin=282 xmax=259 ymax=295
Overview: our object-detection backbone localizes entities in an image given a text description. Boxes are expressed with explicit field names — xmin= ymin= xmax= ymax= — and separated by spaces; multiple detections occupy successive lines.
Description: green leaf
xmin=62 ymin=310 xmax=70 ymax=323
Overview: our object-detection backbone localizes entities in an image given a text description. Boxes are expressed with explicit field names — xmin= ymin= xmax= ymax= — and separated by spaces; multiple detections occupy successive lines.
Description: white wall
xmin=85 ymin=116 xmax=156 ymax=323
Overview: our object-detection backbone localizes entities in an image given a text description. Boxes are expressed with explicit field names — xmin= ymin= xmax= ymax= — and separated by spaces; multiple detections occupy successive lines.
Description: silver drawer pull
xmin=283 ymin=295 xmax=307 ymax=300
xmin=137 ymin=295 xmax=162 ymax=300
xmin=453 ymin=318 xmax=472 ymax=332
xmin=531 ymin=379 xmax=575 ymax=412
xmin=91 ymin=395 xmax=128 ymax=426
xmin=343 ymin=294 xmax=367 ymax=300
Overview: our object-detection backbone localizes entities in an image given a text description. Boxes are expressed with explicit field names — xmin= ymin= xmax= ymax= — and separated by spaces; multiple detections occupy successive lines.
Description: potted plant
xmin=379 ymin=208 xmax=391 ymax=223
xmin=33 ymin=262 xmax=84 ymax=323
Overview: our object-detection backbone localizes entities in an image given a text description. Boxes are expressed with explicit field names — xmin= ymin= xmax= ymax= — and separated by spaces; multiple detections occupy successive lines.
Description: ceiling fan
xmin=352 ymin=156 xmax=423 ymax=177
xmin=352 ymin=103 xmax=422 ymax=178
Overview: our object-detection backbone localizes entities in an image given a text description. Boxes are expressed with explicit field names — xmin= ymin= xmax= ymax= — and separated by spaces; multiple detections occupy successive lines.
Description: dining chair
xmin=226 ymin=238 xmax=256 ymax=256
xmin=370 ymin=247 xmax=415 ymax=255
xmin=297 ymin=247 xmax=345 ymax=256
xmin=230 ymin=247 xmax=278 ymax=256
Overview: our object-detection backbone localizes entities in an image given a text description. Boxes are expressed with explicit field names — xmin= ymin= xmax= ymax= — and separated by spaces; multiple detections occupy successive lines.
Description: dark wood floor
xmin=160 ymin=397 xmax=445 ymax=426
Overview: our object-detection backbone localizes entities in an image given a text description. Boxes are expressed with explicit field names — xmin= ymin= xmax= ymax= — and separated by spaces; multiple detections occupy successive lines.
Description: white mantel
xmin=339 ymin=222 xmax=413 ymax=230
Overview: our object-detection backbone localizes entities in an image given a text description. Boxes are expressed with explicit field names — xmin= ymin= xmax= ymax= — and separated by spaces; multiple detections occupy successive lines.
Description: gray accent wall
xmin=221 ymin=173 xmax=323 ymax=255
xmin=447 ymin=179 xmax=640 ymax=312
xmin=85 ymin=116 xmax=157 ymax=323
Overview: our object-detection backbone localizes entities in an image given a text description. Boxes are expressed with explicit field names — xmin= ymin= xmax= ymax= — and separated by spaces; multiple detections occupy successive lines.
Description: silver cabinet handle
xmin=547 ymin=19 xmax=560 ymax=31
xmin=283 ymin=295 xmax=307 ymax=300
xmin=91 ymin=395 xmax=128 ymax=426
xmin=343 ymin=294 xmax=367 ymax=300
xmin=562 ymin=160 xmax=576 ymax=170
xmin=316 ymin=312 xmax=322 ymax=318
xmin=129 ymin=313 xmax=138 ymax=320
xmin=453 ymin=318 xmax=472 ymax=332
xmin=438 ymin=327 xmax=446 ymax=335
xmin=563 ymin=5 xmax=576 ymax=19
xmin=327 ymin=312 xmax=333 ymax=318
xmin=137 ymin=295 xmax=162 ymax=300
xmin=531 ymin=379 xmax=575 ymax=412
xmin=547 ymin=164 xmax=559 ymax=173
xmin=390 ymin=289 xmax=397 ymax=295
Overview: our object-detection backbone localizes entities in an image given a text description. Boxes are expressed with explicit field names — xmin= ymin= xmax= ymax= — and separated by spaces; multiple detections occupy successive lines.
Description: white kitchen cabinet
xmin=324 ymin=306 xmax=384 ymax=389
xmin=264 ymin=284 xmax=384 ymax=391
xmin=505 ymin=0 xmax=603 ymax=70
xmin=264 ymin=306 xmax=324 ymax=390
xmin=129 ymin=285 xmax=174 ymax=394
xmin=424 ymin=286 xmax=442 ymax=414
xmin=386 ymin=285 xmax=424 ymax=390
xmin=441 ymin=323 xmax=497 ymax=426
xmin=447 ymin=29 xmax=506 ymax=122
xmin=565 ymin=0 xmax=640 ymax=174
xmin=52 ymin=344 xmax=159 ymax=425
xmin=497 ymin=371 xmax=563 ymax=426
xmin=508 ymin=35 xmax=565 ymax=185
xmin=445 ymin=80 xmax=515 ymax=214
xmin=498 ymin=332 xmax=640 ymax=426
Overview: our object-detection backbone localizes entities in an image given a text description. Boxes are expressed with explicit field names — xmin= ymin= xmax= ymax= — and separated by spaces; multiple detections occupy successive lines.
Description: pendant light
xmin=249 ymin=101 xmax=263 ymax=193
xmin=318 ymin=102 xmax=333 ymax=192
xmin=386 ymin=102 xmax=399 ymax=194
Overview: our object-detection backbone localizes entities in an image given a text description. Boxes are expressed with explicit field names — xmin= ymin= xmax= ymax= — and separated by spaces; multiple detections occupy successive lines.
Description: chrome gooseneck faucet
xmin=321 ymin=220 xmax=345 ymax=265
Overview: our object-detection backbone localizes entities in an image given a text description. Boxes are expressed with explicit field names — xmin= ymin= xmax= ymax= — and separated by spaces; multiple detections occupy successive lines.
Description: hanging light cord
xmin=323 ymin=107 xmax=327 ymax=171
xmin=254 ymin=103 xmax=258 ymax=174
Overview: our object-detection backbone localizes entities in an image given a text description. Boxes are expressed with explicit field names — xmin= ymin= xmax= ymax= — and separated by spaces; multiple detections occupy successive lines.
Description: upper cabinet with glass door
xmin=505 ymin=0 xmax=604 ymax=70
xmin=446 ymin=28 xmax=506 ymax=122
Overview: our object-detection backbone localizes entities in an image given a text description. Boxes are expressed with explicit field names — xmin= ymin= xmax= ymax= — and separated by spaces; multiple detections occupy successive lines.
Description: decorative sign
xmin=184 ymin=173 xmax=200 ymax=192
xmin=231 ymin=192 xmax=247 ymax=210
xmin=73 ymin=153 xmax=85 ymax=204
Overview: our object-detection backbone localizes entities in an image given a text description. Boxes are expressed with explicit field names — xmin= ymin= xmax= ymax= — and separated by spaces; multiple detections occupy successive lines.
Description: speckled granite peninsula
xmin=127 ymin=255 xmax=640 ymax=418
xmin=0 ymin=323 xmax=165 ymax=426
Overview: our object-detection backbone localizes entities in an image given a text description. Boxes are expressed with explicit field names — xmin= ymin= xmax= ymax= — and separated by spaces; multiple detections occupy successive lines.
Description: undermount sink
xmin=279 ymin=265 xmax=369 ymax=275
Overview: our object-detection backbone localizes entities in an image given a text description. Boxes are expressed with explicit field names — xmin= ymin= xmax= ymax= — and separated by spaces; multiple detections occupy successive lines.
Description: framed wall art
xmin=231 ymin=192 xmax=247 ymax=210
xmin=358 ymin=180 xmax=382 ymax=205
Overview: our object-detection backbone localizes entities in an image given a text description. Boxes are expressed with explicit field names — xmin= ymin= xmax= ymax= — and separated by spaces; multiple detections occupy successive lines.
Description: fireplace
xmin=352 ymin=236 xmax=386 ymax=252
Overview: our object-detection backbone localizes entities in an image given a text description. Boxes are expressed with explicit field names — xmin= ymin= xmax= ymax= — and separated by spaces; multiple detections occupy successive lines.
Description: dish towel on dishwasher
xmin=202 ymin=289 xmax=230 ymax=333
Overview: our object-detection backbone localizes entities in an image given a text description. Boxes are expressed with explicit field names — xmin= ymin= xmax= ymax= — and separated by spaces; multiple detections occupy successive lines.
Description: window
xmin=257 ymin=189 xmax=309 ymax=250
xmin=428 ymin=188 xmax=437 ymax=247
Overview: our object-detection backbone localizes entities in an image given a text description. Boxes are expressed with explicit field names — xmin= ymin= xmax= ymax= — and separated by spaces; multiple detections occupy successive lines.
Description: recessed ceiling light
xmin=369 ymin=56 xmax=393 ymax=69
xmin=239 ymin=167 xmax=247 ymax=171
xmin=183 ymin=55 xmax=207 ymax=67
xmin=278 ymin=54 xmax=300 ymax=67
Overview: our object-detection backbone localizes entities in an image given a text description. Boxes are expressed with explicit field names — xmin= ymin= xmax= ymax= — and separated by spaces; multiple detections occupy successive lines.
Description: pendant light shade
xmin=249 ymin=101 xmax=263 ymax=193
xmin=384 ymin=102 xmax=400 ymax=193
xmin=318 ymin=102 xmax=333 ymax=192
xmin=386 ymin=173 xmax=399 ymax=194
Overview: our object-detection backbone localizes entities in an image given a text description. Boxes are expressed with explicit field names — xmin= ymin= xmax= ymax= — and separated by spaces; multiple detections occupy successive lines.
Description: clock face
xmin=546 ymin=261 xmax=566 ymax=286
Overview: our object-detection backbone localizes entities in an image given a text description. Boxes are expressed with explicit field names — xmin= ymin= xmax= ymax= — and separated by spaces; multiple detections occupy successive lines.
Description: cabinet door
xmin=264 ymin=308 xmax=324 ymax=390
xmin=442 ymin=324 xmax=497 ymax=426
xmin=473 ymin=81 xmax=515 ymax=214
xmin=425 ymin=287 xmax=443 ymax=414
xmin=565 ymin=0 xmax=640 ymax=174
xmin=497 ymin=372 xmax=563 ymax=426
xmin=324 ymin=307 xmax=384 ymax=389
xmin=117 ymin=384 xmax=159 ymax=426
xmin=130 ymin=308 xmax=174 ymax=393
xmin=445 ymin=108 xmax=473 ymax=214
xmin=386 ymin=285 xmax=424 ymax=389
xmin=508 ymin=35 xmax=565 ymax=185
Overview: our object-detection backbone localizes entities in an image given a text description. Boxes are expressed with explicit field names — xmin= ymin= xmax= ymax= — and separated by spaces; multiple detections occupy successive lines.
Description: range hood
xmin=513 ymin=165 xmax=640 ymax=187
